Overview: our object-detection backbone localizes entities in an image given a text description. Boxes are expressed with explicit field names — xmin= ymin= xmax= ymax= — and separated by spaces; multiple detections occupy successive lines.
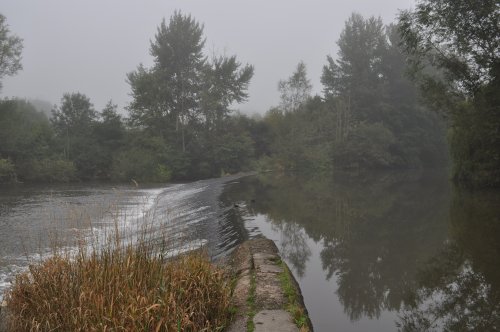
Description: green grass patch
xmin=246 ymin=271 xmax=257 ymax=332
xmin=278 ymin=260 xmax=310 ymax=331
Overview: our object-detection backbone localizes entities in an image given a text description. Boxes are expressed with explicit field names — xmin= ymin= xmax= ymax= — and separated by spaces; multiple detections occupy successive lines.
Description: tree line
xmin=0 ymin=0 xmax=498 ymax=187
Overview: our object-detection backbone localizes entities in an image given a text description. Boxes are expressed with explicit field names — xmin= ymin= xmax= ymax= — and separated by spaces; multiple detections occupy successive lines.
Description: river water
xmin=221 ymin=170 xmax=500 ymax=331
xmin=1 ymin=171 xmax=499 ymax=331
xmin=0 ymin=175 xmax=246 ymax=303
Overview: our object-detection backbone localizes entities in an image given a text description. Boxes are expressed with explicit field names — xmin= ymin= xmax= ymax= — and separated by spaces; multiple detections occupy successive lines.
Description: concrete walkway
xmin=227 ymin=238 xmax=311 ymax=332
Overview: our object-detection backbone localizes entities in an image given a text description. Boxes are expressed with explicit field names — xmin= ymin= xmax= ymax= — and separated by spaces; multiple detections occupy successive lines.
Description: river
xmin=0 ymin=175 xmax=246 ymax=303
xmin=1 ymin=171 xmax=499 ymax=331
xmin=221 ymin=170 xmax=500 ymax=331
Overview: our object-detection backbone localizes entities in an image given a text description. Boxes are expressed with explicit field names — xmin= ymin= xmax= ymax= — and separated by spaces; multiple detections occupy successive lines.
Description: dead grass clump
xmin=5 ymin=242 xmax=231 ymax=331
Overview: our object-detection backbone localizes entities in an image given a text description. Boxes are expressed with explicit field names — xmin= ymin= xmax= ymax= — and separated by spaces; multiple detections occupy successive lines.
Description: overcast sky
xmin=1 ymin=0 xmax=414 ymax=115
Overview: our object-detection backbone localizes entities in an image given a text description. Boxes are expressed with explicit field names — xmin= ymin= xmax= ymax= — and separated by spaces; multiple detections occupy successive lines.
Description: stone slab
xmin=258 ymin=263 xmax=283 ymax=274
xmin=254 ymin=310 xmax=299 ymax=332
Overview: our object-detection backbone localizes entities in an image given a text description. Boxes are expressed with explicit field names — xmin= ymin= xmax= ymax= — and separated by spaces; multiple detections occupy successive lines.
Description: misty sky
xmin=1 ymin=0 xmax=414 ymax=115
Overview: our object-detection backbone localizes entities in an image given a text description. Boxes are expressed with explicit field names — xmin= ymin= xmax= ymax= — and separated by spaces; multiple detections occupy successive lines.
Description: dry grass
xmin=4 ymin=236 xmax=232 ymax=331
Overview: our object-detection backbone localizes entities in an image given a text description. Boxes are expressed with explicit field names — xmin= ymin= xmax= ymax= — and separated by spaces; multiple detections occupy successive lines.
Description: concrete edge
xmin=227 ymin=237 xmax=312 ymax=332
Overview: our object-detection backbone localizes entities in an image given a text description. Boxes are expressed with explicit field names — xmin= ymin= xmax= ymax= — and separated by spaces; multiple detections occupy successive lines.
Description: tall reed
xmin=4 ymin=226 xmax=231 ymax=331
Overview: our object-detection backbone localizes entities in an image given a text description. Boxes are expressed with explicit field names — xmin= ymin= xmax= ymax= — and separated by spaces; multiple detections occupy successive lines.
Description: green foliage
xmin=449 ymin=85 xmax=500 ymax=187
xmin=263 ymin=17 xmax=448 ymax=173
xmin=0 ymin=13 xmax=23 ymax=91
xmin=202 ymin=55 xmax=254 ymax=131
xmin=49 ymin=94 xmax=129 ymax=180
xmin=50 ymin=93 xmax=99 ymax=179
xmin=321 ymin=13 xmax=386 ymax=103
xmin=0 ymin=158 xmax=15 ymax=181
xmin=128 ymin=11 xmax=206 ymax=146
xmin=264 ymin=96 xmax=336 ymax=171
xmin=0 ymin=99 xmax=52 ymax=161
xmin=317 ymin=14 xmax=447 ymax=170
xmin=0 ymin=98 xmax=86 ymax=183
xmin=278 ymin=61 xmax=312 ymax=113
xmin=399 ymin=0 xmax=499 ymax=98
xmin=126 ymin=12 xmax=254 ymax=180
xmin=51 ymin=92 xmax=97 ymax=137
xmin=333 ymin=122 xmax=397 ymax=169
xmin=92 ymin=101 xmax=126 ymax=178
xmin=22 ymin=158 xmax=76 ymax=183
xmin=111 ymin=134 xmax=171 ymax=183
xmin=246 ymin=271 xmax=256 ymax=332
xmin=399 ymin=0 xmax=500 ymax=186
xmin=278 ymin=260 xmax=310 ymax=330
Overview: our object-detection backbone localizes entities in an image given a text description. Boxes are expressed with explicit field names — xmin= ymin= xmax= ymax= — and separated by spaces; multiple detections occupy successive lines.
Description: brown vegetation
xmin=4 ymin=239 xmax=231 ymax=331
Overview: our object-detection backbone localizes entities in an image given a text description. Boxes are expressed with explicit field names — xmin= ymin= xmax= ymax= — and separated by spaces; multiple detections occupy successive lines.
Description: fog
xmin=1 ymin=0 xmax=414 ymax=114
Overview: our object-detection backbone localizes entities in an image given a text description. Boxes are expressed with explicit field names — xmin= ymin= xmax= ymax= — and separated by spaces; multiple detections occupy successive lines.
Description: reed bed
xmin=4 ymin=234 xmax=231 ymax=331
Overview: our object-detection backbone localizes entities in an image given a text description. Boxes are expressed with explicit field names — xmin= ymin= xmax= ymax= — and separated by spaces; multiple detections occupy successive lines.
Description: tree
xmin=51 ymin=93 xmax=99 ymax=178
xmin=51 ymin=93 xmax=97 ymax=136
xmin=278 ymin=61 xmax=312 ymax=113
xmin=127 ymin=12 xmax=254 ymax=179
xmin=0 ymin=99 xmax=52 ymax=163
xmin=399 ymin=0 xmax=500 ymax=186
xmin=317 ymin=13 xmax=448 ymax=170
xmin=0 ymin=13 xmax=23 ymax=91
xmin=201 ymin=55 xmax=253 ymax=131
xmin=399 ymin=0 xmax=499 ymax=100
xmin=321 ymin=13 xmax=387 ymax=141
xmin=0 ymin=99 xmax=76 ymax=182
xmin=93 ymin=101 xmax=125 ymax=178
xmin=128 ymin=11 xmax=206 ymax=152
xmin=321 ymin=14 xmax=386 ymax=105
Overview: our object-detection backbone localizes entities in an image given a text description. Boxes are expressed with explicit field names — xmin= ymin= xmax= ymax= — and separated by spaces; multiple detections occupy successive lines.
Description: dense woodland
xmin=0 ymin=0 xmax=498 ymax=187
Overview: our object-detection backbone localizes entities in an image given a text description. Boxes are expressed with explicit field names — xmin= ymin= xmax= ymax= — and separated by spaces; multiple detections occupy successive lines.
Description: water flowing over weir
xmin=141 ymin=175 xmax=248 ymax=259
xmin=0 ymin=175 xmax=249 ymax=302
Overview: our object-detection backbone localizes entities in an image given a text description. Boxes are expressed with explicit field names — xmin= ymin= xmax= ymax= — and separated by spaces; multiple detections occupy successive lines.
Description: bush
xmin=0 ymin=158 xmax=15 ymax=182
xmin=333 ymin=122 xmax=397 ymax=169
xmin=5 ymin=240 xmax=231 ymax=331
xmin=111 ymin=148 xmax=172 ymax=183
xmin=23 ymin=158 xmax=77 ymax=182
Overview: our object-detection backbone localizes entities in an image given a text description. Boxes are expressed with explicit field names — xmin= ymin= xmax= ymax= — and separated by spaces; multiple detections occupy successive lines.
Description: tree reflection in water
xmin=398 ymin=189 xmax=500 ymax=331
xmin=271 ymin=221 xmax=311 ymax=278
xmin=221 ymin=171 xmax=500 ymax=330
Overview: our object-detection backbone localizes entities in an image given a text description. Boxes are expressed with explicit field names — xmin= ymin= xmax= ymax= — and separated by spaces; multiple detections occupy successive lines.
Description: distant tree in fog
xmin=0 ymin=13 xmax=23 ymax=91
xmin=278 ymin=61 xmax=312 ymax=113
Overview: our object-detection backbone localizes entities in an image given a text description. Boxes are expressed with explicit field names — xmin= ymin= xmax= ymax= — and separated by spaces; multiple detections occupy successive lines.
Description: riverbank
xmin=0 ymin=238 xmax=310 ymax=332
xmin=227 ymin=237 xmax=312 ymax=332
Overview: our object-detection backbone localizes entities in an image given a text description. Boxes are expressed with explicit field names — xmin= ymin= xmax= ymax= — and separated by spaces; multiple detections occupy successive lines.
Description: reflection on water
xmin=398 ymin=189 xmax=500 ymax=331
xmin=221 ymin=171 xmax=500 ymax=331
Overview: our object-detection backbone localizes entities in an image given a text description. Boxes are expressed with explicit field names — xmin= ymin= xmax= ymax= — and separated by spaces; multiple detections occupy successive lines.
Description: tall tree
xmin=201 ymin=55 xmax=254 ymax=131
xmin=318 ymin=13 xmax=448 ymax=169
xmin=128 ymin=11 xmax=206 ymax=152
xmin=51 ymin=93 xmax=97 ymax=138
xmin=51 ymin=93 xmax=100 ymax=178
xmin=399 ymin=0 xmax=499 ymax=101
xmin=399 ymin=0 xmax=500 ymax=186
xmin=0 ymin=13 xmax=23 ymax=91
xmin=321 ymin=13 xmax=386 ymax=113
xmin=278 ymin=61 xmax=312 ymax=113
xmin=127 ymin=12 xmax=254 ymax=179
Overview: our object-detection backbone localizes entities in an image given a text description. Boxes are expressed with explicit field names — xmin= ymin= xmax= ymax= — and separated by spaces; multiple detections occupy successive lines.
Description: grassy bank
xmin=3 ymin=236 xmax=232 ymax=331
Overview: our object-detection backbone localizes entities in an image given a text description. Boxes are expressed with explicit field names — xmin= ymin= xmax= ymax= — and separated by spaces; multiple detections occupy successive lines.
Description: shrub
xmin=23 ymin=158 xmax=77 ymax=182
xmin=5 ymin=240 xmax=231 ymax=331
xmin=0 ymin=158 xmax=15 ymax=182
